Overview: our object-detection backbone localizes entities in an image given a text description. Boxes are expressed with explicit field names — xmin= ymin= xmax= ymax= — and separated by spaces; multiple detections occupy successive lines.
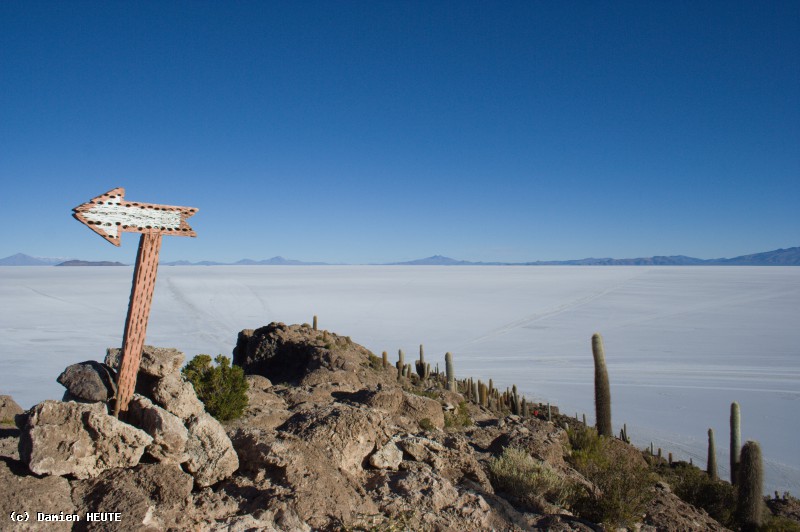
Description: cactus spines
xmin=382 ymin=351 xmax=388 ymax=369
xmin=707 ymin=428 xmax=718 ymax=480
xmin=731 ymin=401 xmax=741 ymax=485
xmin=445 ymin=352 xmax=455 ymax=392
xmin=313 ymin=315 xmax=318 ymax=331
xmin=737 ymin=441 xmax=765 ymax=531
xmin=591 ymin=333 xmax=612 ymax=437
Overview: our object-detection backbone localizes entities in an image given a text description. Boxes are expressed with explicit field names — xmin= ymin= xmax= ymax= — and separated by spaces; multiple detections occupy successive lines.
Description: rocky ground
xmin=1 ymin=322 xmax=797 ymax=531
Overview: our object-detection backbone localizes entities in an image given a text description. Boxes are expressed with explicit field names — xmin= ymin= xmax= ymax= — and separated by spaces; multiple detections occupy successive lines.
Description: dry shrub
xmin=488 ymin=446 xmax=576 ymax=510
xmin=568 ymin=426 xmax=655 ymax=527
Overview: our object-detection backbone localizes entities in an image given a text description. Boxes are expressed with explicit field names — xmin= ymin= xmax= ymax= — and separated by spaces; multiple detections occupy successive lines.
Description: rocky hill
xmin=1 ymin=323 xmax=798 ymax=531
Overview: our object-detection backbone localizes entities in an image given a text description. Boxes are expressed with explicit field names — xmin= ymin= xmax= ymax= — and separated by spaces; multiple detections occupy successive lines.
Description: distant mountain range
xmin=162 ymin=256 xmax=329 ymax=266
xmin=2 ymin=247 xmax=799 ymax=267
xmin=56 ymin=260 xmax=127 ymax=267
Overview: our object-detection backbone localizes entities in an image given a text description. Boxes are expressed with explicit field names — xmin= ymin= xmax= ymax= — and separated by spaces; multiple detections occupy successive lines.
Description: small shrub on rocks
xmin=489 ymin=446 xmax=576 ymax=510
xmin=568 ymin=425 xmax=655 ymax=528
xmin=444 ymin=401 xmax=472 ymax=428
xmin=182 ymin=354 xmax=248 ymax=421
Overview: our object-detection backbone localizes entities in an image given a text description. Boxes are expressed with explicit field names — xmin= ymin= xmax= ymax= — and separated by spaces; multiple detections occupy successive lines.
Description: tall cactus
xmin=416 ymin=344 xmax=429 ymax=379
xmin=737 ymin=441 xmax=764 ymax=531
xmin=511 ymin=385 xmax=521 ymax=415
xmin=592 ymin=333 xmax=612 ymax=437
xmin=382 ymin=351 xmax=388 ymax=369
xmin=397 ymin=349 xmax=405 ymax=380
xmin=707 ymin=428 xmax=718 ymax=480
xmin=445 ymin=352 xmax=456 ymax=392
xmin=313 ymin=315 xmax=318 ymax=331
xmin=731 ymin=401 xmax=741 ymax=485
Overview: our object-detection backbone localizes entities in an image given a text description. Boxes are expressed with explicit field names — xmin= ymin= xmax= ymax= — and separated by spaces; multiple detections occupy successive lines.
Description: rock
xmin=56 ymin=361 xmax=116 ymax=402
xmin=0 ymin=395 xmax=23 ymax=423
xmin=148 ymin=373 xmax=205 ymax=421
xmin=72 ymin=463 xmax=193 ymax=531
xmin=278 ymin=403 xmax=393 ymax=474
xmin=0 ymin=458 xmax=77 ymax=531
xmin=184 ymin=412 xmax=239 ymax=487
xmin=397 ymin=435 xmax=445 ymax=462
xmin=233 ymin=323 xmax=375 ymax=385
xmin=19 ymin=400 xmax=152 ymax=479
xmin=643 ymin=482 xmax=730 ymax=531
xmin=125 ymin=394 xmax=189 ymax=464
xmin=105 ymin=345 xmax=185 ymax=378
xmin=369 ymin=440 xmax=403 ymax=470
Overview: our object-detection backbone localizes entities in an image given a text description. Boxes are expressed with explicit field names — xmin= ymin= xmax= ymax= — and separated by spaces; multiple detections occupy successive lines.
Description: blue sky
xmin=1 ymin=1 xmax=798 ymax=264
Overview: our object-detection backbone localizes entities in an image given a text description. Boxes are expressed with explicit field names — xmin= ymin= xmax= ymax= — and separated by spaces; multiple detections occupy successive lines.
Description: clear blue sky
xmin=1 ymin=1 xmax=798 ymax=264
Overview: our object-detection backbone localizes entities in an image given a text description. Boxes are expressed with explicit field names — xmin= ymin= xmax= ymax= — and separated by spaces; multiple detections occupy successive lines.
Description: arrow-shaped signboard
xmin=73 ymin=187 xmax=196 ymax=246
xmin=73 ymin=188 xmax=198 ymax=415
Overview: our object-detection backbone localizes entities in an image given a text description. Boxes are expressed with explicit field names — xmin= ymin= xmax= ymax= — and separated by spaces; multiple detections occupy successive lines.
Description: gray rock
xmin=72 ymin=463 xmax=193 ymax=531
xmin=184 ymin=412 xmax=239 ymax=487
xmin=0 ymin=395 xmax=23 ymax=423
xmin=0 ymin=459 xmax=77 ymax=531
xmin=126 ymin=394 xmax=189 ymax=464
xmin=149 ymin=373 xmax=205 ymax=421
xmin=56 ymin=361 xmax=116 ymax=402
xmin=19 ymin=400 xmax=152 ymax=479
xmin=105 ymin=345 xmax=185 ymax=378
xmin=369 ymin=440 xmax=403 ymax=470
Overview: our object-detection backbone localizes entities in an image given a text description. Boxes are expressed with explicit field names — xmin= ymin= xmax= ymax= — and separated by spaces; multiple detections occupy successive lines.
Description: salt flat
xmin=1 ymin=265 xmax=798 ymax=494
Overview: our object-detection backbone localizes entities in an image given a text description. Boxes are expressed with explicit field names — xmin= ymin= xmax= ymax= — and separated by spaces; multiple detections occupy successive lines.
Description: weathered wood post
xmin=73 ymin=187 xmax=197 ymax=415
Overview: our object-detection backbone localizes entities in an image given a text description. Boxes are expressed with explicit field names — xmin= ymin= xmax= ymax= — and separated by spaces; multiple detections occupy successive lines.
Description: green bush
xmin=567 ymin=425 xmax=655 ymax=527
xmin=444 ymin=401 xmax=472 ymax=428
xmin=182 ymin=354 xmax=249 ymax=421
xmin=489 ymin=446 xmax=576 ymax=510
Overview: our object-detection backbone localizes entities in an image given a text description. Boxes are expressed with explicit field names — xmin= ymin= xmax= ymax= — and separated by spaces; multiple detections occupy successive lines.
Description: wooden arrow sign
xmin=72 ymin=187 xmax=197 ymax=246
xmin=73 ymin=187 xmax=198 ymax=415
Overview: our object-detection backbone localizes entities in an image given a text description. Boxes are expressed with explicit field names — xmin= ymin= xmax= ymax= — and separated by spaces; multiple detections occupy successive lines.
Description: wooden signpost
xmin=73 ymin=187 xmax=197 ymax=415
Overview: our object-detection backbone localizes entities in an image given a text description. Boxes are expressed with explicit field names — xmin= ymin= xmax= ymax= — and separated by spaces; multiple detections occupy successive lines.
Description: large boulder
xmin=105 ymin=345 xmax=185 ymax=378
xmin=125 ymin=394 xmax=189 ymax=464
xmin=56 ymin=361 xmax=116 ymax=403
xmin=233 ymin=323 xmax=371 ymax=384
xmin=183 ymin=412 xmax=239 ymax=487
xmin=19 ymin=400 xmax=152 ymax=479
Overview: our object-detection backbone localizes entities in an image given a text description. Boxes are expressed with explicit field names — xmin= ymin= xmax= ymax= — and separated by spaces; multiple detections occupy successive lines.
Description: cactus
xmin=668 ymin=452 xmax=673 ymax=465
xmin=313 ymin=315 xmax=318 ymax=331
xmin=511 ymin=385 xmax=521 ymax=415
xmin=707 ymin=428 xmax=718 ymax=480
xmin=592 ymin=333 xmax=612 ymax=437
xmin=416 ymin=344 xmax=427 ymax=379
xmin=445 ymin=352 xmax=456 ymax=392
xmin=737 ymin=441 xmax=764 ymax=530
xmin=731 ymin=401 xmax=741 ymax=485
xmin=382 ymin=351 xmax=388 ymax=369
xmin=479 ymin=382 xmax=488 ymax=407
xmin=397 ymin=349 xmax=405 ymax=380
xmin=472 ymin=380 xmax=479 ymax=402
xmin=547 ymin=402 xmax=552 ymax=422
